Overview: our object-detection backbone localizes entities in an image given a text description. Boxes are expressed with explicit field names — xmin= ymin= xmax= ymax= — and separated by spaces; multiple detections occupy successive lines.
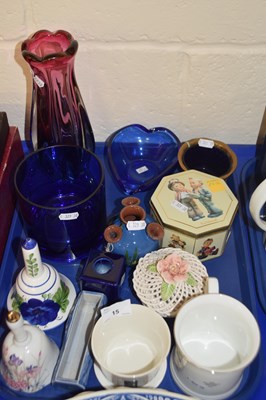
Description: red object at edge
xmin=0 ymin=127 xmax=24 ymax=264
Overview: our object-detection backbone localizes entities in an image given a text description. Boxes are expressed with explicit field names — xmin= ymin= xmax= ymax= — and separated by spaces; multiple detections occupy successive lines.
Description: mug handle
xmin=249 ymin=179 xmax=266 ymax=230
xmin=204 ymin=277 xmax=219 ymax=294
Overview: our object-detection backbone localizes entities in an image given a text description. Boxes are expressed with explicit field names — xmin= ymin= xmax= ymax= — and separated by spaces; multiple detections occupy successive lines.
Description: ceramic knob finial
xmin=6 ymin=311 xmax=27 ymax=343
xmin=7 ymin=310 xmax=20 ymax=323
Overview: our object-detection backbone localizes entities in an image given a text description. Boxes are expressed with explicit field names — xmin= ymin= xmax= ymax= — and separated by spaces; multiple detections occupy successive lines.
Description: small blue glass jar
xmin=79 ymin=250 xmax=126 ymax=303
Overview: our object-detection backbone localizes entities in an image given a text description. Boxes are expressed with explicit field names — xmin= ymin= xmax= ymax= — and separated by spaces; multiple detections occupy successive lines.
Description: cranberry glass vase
xmin=21 ymin=30 xmax=95 ymax=151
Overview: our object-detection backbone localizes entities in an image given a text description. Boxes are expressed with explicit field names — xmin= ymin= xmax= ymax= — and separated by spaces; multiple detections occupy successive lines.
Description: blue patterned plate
xmin=70 ymin=387 xmax=196 ymax=400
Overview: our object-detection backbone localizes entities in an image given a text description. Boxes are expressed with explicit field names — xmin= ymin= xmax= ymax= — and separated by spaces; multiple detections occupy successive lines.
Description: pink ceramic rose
xmin=156 ymin=254 xmax=190 ymax=284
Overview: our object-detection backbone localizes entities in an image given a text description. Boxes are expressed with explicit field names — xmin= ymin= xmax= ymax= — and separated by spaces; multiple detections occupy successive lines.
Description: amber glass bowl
xmin=177 ymin=138 xmax=237 ymax=180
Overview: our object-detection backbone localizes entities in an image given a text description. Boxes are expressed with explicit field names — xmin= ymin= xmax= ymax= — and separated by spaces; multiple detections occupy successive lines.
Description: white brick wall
xmin=1 ymin=0 xmax=266 ymax=144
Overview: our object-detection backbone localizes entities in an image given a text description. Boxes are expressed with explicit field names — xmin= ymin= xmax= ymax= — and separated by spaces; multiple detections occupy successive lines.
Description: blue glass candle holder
xmin=79 ymin=250 xmax=126 ymax=303
xmin=14 ymin=145 xmax=106 ymax=262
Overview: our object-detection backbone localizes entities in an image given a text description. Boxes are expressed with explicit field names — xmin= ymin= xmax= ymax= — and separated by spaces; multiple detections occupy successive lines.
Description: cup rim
xmin=14 ymin=144 xmax=104 ymax=211
xmin=177 ymin=138 xmax=238 ymax=180
xmin=173 ymin=293 xmax=261 ymax=373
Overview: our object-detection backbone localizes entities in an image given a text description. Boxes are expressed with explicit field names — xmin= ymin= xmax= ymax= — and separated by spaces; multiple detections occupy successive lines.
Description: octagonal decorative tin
xmin=150 ymin=170 xmax=238 ymax=260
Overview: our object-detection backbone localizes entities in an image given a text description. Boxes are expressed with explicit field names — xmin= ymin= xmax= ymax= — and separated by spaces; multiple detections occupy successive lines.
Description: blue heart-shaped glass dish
xmin=105 ymin=124 xmax=181 ymax=195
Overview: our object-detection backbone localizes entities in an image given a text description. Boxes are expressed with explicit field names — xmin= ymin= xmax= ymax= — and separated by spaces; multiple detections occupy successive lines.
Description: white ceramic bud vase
xmin=0 ymin=311 xmax=59 ymax=392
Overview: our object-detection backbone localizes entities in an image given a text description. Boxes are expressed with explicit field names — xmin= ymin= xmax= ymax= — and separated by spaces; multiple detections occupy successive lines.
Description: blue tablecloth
xmin=0 ymin=143 xmax=265 ymax=400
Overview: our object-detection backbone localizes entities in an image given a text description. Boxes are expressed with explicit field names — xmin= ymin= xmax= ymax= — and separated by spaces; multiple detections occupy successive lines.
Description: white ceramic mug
xmin=249 ymin=179 xmax=266 ymax=231
xmin=170 ymin=287 xmax=261 ymax=400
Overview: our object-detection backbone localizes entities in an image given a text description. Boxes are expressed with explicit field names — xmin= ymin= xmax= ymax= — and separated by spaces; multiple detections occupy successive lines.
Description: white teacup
xmin=91 ymin=303 xmax=171 ymax=387
xmin=249 ymin=179 xmax=266 ymax=232
xmin=170 ymin=287 xmax=260 ymax=400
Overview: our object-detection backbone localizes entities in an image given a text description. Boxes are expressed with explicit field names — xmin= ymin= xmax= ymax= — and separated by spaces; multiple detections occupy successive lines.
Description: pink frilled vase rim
xmin=21 ymin=29 xmax=78 ymax=62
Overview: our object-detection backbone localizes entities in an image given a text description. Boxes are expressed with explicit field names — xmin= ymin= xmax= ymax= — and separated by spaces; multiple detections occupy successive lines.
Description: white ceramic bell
xmin=16 ymin=237 xmax=61 ymax=300
xmin=0 ymin=310 xmax=59 ymax=392
xmin=7 ymin=237 xmax=77 ymax=330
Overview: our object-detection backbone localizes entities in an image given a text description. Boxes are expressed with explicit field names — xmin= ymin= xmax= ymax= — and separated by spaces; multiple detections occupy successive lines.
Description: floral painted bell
xmin=7 ymin=238 xmax=76 ymax=330
xmin=0 ymin=310 xmax=59 ymax=392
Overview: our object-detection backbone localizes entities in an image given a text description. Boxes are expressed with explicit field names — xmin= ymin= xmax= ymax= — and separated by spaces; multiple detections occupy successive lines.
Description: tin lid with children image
xmin=150 ymin=169 xmax=238 ymax=238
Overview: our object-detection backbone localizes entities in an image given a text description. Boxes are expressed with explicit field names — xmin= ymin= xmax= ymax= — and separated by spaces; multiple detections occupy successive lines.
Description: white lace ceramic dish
xmin=93 ymin=359 xmax=167 ymax=389
xmin=7 ymin=274 xmax=76 ymax=331
xmin=69 ymin=387 xmax=196 ymax=400
xmin=133 ymin=247 xmax=208 ymax=317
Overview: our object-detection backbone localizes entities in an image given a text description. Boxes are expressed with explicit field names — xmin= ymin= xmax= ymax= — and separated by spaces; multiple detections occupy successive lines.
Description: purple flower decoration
xmin=20 ymin=299 xmax=60 ymax=326
xmin=9 ymin=354 xmax=23 ymax=366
